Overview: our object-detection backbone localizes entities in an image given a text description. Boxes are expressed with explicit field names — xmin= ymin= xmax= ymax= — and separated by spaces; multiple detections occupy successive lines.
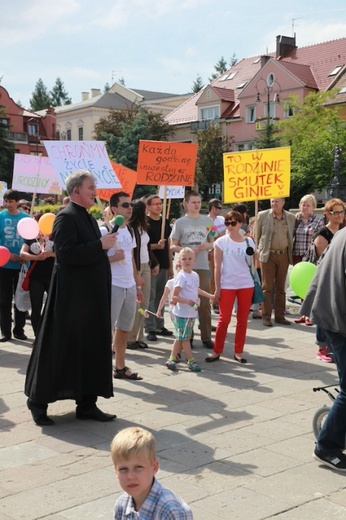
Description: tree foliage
xmin=209 ymin=56 xmax=228 ymax=82
xmin=191 ymin=74 xmax=204 ymax=93
xmin=0 ymin=104 xmax=15 ymax=184
xmin=276 ymin=91 xmax=346 ymax=204
xmin=29 ymin=78 xmax=52 ymax=111
xmin=94 ymin=106 xmax=173 ymax=171
xmin=50 ymin=77 xmax=72 ymax=107
xmin=195 ymin=124 xmax=233 ymax=199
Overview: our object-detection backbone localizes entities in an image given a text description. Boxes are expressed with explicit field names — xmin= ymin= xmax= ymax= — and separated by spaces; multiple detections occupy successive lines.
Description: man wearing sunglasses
xmin=105 ymin=192 xmax=143 ymax=381
xmin=256 ymin=198 xmax=296 ymax=327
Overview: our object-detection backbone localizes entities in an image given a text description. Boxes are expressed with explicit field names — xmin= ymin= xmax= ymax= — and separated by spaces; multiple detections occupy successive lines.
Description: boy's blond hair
xmin=110 ymin=427 xmax=156 ymax=465
xmin=179 ymin=247 xmax=195 ymax=258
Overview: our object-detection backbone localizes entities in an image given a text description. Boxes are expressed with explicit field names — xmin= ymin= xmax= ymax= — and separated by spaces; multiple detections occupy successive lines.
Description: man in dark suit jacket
xmin=256 ymin=198 xmax=296 ymax=327
xmin=25 ymin=170 xmax=117 ymax=425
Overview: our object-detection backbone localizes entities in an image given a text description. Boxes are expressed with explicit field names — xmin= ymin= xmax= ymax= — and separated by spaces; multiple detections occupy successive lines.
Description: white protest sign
xmin=43 ymin=141 xmax=121 ymax=189
xmin=0 ymin=182 xmax=8 ymax=203
xmin=158 ymin=185 xmax=185 ymax=199
xmin=12 ymin=154 xmax=62 ymax=194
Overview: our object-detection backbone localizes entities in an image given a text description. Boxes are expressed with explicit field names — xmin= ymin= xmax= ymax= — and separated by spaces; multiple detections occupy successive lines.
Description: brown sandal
xmin=113 ymin=366 xmax=143 ymax=380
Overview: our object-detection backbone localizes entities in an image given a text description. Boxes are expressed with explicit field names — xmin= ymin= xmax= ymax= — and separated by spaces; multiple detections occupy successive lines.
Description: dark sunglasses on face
xmin=328 ymin=210 xmax=345 ymax=216
xmin=118 ymin=202 xmax=134 ymax=208
xmin=213 ymin=206 xmax=222 ymax=210
xmin=225 ymin=220 xmax=238 ymax=227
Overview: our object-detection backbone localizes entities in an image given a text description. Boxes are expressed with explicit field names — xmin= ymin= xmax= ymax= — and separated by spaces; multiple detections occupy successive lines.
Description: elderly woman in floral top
xmin=292 ymin=194 xmax=324 ymax=325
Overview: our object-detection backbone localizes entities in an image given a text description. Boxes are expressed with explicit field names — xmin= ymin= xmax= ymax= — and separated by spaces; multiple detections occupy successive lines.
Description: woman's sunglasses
xmin=225 ymin=220 xmax=238 ymax=227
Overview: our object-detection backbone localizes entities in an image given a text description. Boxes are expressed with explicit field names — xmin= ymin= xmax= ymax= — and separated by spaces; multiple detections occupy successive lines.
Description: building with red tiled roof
xmin=0 ymin=85 xmax=56 ymax=157
xmin=165 ymin=35 xmax=346 ymax=150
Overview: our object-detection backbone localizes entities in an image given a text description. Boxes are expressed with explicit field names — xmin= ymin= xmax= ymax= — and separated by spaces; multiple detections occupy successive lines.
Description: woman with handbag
xmin=206 ymin=210 xmax=256 ymax=364
xmin=20 ymin=233 xmax=55 ymax=337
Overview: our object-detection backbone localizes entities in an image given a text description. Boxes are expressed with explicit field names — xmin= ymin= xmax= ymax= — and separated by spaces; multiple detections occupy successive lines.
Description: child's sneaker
xmin=187 ymin=360 xmax=201 ymax=372
xmin=165 ymin=359 xmax=177 ymax=371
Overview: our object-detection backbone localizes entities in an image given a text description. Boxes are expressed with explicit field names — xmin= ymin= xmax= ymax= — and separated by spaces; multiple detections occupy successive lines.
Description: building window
xmin=56 ymin=130 xmax=60 ymax=140
xmin=1 ymin=118 xmax=9 ymax=126
xmin=78 ymin=127 xmax=83 ymax=140
xmin=329 ymin=65 xmax=343 ymax=76
xmin=264 ymin=103 xmax=276 ymax=119
xmin=200 ymin=106 xmax=219 ymax=120
xmin=28 ymin=124 xmax=37 ymax=136
xmin=246 ymin=105 xmax=256 ymax=123
xmin=66 ymin=129 xmax=71 ymax=141
xmin=283 ymin=103 xmax=295 ymax=118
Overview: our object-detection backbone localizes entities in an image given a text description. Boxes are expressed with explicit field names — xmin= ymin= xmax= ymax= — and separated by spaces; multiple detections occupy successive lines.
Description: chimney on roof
xmin=260 ymin=55 xmax=271 ymax=68
xmin=81 ymin=92 xmax=89 ymax=101
xmin=91 ymin=88 xmax=101 ymax=98
xmin=276 ymin=35 xmax=297 ymax=58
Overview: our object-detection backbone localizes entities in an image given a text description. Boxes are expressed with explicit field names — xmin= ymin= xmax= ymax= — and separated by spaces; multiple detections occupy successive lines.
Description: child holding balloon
xmin=0 ymin=189 xmax=28 ymax=342
xmin=19 ymin=213 xmax=56 ymax=337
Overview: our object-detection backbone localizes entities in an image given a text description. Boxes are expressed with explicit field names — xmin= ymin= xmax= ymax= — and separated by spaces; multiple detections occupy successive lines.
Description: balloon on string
xmin=38 ymin=213 xmax=56 ymax=235
xmin=289 ymin=262 xmax=317 ymax=299
xmin=17 ymin=218 xmax=39 ymax=240
xmin=0 ymin=246 xmax=10 ymax=266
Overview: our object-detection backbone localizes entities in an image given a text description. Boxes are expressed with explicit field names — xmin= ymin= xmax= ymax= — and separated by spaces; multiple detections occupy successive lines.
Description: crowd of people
xmin=1 ymin=173 xmax=345 ymax=479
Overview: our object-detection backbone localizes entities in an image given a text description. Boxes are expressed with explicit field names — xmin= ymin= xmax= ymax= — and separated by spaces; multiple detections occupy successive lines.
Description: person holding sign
xmin=170 ymin=190 xmax=214 ymax=349
xmin=256 ymin=198 xmax=296 ymax=327
xmin=145 ymin=194 xmax=173 ymax=342
xmin=25 ymin=170 xmax=117 ymax=425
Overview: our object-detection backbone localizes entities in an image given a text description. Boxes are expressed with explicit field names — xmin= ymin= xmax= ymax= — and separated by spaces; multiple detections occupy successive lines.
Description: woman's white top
xmin=214 ymin=235 xmax=255 ymax=290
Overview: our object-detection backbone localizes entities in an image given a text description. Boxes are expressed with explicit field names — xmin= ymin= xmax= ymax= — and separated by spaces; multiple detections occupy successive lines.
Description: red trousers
xmin=214 ymin=287 xmax=253 ymax=355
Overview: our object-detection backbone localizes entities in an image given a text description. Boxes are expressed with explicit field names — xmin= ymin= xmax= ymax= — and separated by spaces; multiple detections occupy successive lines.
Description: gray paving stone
xmin=1 ymin=313 xmax=346 ymax=520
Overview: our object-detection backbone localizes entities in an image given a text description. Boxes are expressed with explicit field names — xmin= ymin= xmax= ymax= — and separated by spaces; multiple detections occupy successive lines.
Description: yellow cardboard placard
xmin=223 ymin=147 xmax=291 ymax=203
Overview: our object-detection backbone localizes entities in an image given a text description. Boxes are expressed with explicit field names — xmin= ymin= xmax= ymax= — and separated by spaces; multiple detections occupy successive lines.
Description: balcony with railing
xmin=8 ymin=131 xmax=28 ymax=142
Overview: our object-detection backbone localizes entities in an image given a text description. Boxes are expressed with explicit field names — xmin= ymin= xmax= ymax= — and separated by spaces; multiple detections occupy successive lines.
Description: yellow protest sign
xmin=223 ymin=147 xmax=291 ymax=203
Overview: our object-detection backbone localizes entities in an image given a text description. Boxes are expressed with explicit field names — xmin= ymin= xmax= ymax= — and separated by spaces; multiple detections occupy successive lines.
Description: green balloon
xmin=289 ymin=262 xmax=317 ymax=299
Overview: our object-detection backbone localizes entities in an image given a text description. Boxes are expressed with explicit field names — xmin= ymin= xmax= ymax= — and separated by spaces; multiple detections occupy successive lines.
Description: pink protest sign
xmin=12 ymin=154 xmax=62 ymax=194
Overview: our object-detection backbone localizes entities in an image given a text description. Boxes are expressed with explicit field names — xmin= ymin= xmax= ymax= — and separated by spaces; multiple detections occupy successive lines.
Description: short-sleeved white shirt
xmin=215 ymin=235 xmax=255 ymax=290
xmin=172 ymin=270 xmax=199 ymax=318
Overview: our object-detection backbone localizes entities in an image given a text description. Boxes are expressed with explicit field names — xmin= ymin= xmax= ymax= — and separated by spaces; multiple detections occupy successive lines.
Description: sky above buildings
xmin=1 ymin=0 xmax=346 ymax=109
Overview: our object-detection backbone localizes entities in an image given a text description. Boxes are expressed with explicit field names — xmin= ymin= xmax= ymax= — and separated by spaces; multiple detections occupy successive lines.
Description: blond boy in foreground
xmin=111 ymin=427 xmax=193 ymax=519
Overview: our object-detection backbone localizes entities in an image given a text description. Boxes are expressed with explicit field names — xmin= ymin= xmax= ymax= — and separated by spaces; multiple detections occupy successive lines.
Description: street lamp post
xmin=328 ymin=146 xmax=346 ymax=199
xmin=256 ymin=73 xmax=281 ymax=148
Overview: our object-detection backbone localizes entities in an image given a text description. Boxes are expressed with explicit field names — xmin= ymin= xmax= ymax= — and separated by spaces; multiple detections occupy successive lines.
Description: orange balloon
xmin=38 ymin=213 xmax=56 ymax=235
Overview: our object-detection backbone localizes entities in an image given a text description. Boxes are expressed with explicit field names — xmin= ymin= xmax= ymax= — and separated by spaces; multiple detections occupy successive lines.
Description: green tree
xmin=94 ymin=106 xmax=173 ymax=171
xmin=229 ymin=53 xmax=237 ymax=67
xmin=191 ymin=74 xmax=204 ymax=93
xmin=50 ymin=77 xmax=72 ymax=107
xmin=29 ymin=78 xmax=51 ymax=111
xmin=277 ymin=91 xmax=346 ymax=205
xmin=104 ymin=82 xmax=110 ymax=92
xmin=209 ymin=56 xmax=228 ymax=82
xmin=195 ymin=123 xmax=233 ymax=199
xmin=0 ymin=104 xmax=15 ymax=184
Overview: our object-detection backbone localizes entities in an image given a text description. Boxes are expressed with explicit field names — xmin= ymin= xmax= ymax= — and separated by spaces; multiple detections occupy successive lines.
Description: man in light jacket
xmin=256 ymin=198 xmax=296 ymax=327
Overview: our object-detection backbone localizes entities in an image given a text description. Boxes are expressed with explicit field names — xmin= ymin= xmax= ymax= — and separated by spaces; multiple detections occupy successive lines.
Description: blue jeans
xmin=317 ymin=329 xmax=346 ymax=455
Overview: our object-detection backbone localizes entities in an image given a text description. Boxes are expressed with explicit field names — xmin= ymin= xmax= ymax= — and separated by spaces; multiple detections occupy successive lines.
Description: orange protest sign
xmin=96 ymin=161 xmax=137 ymax=201
xmin=137 ymin=140 xmax=197 ymax=186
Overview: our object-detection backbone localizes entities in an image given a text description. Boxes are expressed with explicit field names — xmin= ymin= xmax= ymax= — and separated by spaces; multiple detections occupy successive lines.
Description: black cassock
xmin=25 ymin=202 xmax=113 ymax=403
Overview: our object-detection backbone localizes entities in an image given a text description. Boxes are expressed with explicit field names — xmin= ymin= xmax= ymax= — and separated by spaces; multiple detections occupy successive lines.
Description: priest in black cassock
xmin=25 ymin=170 xmax=117 ymax=425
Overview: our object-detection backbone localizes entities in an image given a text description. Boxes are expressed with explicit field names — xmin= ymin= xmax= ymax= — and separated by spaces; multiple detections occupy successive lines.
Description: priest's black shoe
xmin=0 ymin=335 xmax=11 ymax=342
xmin=27 ymin=399 xmax=55 ymax=426
xmin=76 ymin=404 xmax=116 ymax=422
